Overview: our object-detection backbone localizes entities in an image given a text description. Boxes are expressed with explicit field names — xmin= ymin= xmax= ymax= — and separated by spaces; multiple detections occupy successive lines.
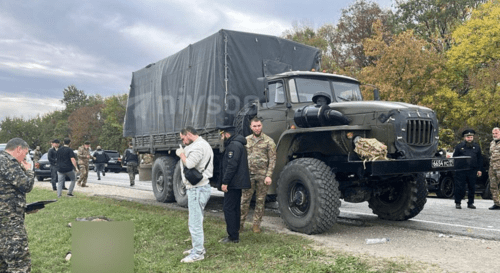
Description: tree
xmin=361 ymin=21 xmax=445 ymax=105
xmin=99 ymin=94 xmax=129 ymax=152
xmin=446 ymin=0 xmax=500 ymax=127
xmin=392 ymin=0 xmax=487 ymax=52
xmin=329 ymin=0 xmax=392 ymax=71
xmin=68 ymin=104 xmax=105 ymax=148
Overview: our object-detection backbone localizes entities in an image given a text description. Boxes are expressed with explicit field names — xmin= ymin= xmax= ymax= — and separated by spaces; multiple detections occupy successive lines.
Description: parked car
xmin=0 ymin=143 xmax=6 ymax=151
xmin=426 ymin=170 xmax=491 ymax=199
xmin=34 ymin=153 xmax=51 ymax=181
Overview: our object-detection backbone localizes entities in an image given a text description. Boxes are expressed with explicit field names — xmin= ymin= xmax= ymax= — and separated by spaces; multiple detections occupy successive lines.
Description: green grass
xmin=26 ymin=188 xmax=424 ymax=273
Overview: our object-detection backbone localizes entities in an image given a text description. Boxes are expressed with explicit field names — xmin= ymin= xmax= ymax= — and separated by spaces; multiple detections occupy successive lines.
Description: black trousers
xmin=223 ymin=189 xmax=242 ymax=240
xmin=454 ymin=170 xmax=477 ymax=205
xmin=50 ymin=165 xmax=59 ymax=190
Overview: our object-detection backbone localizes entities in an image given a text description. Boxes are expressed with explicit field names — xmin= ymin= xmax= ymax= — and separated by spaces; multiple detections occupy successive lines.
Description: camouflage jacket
xmin=77 ymin=145 xmax=91 ymax=165
xmin=490 ymin=140 xmax=500 ymax=165
xmin=0 ymin=151 xmax=35 ymax=218
xmin=245 ymin=133 xmax=276 ymax=177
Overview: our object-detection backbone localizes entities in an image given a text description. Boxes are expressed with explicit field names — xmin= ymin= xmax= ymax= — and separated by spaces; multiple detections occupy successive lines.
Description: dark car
xmin=102 ymin=150 xmax=125 ymax=173
xmin=426 ymin=167 xmax=491 ymax=199
xmin=34 ymin=153 xmax=51 ymax=181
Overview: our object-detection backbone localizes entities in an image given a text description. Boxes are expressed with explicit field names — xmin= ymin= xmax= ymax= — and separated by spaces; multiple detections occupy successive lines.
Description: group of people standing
xmin=177 ymin=117 xmax=276 ymax=263
xmin=452 ymin=128 xmax=500 ymax=210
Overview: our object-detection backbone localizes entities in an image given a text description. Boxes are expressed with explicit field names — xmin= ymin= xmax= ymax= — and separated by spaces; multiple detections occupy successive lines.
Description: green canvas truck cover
xmin=123 ymin=29 xmax=321 ymax=137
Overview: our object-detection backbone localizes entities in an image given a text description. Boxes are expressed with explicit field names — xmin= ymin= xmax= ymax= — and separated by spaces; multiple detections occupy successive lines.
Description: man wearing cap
xmin=93 ymin=146 xmax=110 ymax=180
xmin=77 ymin=141 xmax=94 ymax=187
xmin=219 ymin=126 xmax=250 ymax=243
xmin=453 ymin=129 xmax=483 ymax=209
xmin=488 ymin=127 xmax=500 ymax=210
xmin=48 ymin=139 xmax=63 ymax=191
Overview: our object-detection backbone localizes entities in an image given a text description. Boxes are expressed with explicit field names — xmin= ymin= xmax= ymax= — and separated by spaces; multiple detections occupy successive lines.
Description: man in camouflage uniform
xmin=32 ymin=146 xmax=42 ymax=164
xmin=488 ymin=127 xmax=500 ymax=210
xmin=77 ymin=141 xmax=94 ymax=187
xmin=0 ymin=138 xmax=35 ymax=272
xmin=123 ymin=142 xmax=138 ymax=186
xmin=240 ymin=117 xmax=276 ymax=233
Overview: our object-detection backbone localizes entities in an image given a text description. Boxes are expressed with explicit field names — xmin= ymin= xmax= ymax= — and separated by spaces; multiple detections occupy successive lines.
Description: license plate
xmin=432 ymin=159 xmax=454 ymax=168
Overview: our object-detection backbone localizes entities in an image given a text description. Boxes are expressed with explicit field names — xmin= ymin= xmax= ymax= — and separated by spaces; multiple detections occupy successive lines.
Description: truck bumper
xmin=332 ymin=156 xmax=471 ymax=176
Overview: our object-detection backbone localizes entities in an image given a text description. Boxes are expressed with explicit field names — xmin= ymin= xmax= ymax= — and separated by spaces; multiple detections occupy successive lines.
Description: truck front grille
xmin=406 ymin=119 xmax=433 ymax=146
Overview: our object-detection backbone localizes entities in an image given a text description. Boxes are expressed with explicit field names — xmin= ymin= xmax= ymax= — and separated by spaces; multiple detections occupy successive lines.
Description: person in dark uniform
xmin=219 ymin=126 xmax=250 ymax=243
xmin=122 ymin=143 xmax=139 ymax=186
xmin=48 ymin=139 xmax=63 ymax=191
xmin=93 ymin=146 xmax=110 ymax=180
xmin=453 ymin=129 xmax=483 ymax=209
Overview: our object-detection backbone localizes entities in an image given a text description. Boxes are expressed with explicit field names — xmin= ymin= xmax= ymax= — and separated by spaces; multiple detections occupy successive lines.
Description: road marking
xmin=341 ymin=210 xmax=500 ymax=232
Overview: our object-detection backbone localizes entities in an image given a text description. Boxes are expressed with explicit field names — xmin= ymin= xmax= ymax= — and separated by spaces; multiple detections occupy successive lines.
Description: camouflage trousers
xmin=127 ymin=162 xmax=138 ymax=185
xmin=77 ymin=164 xmax=89 ymax=186
xmin=489 ymin=166 xmax=500 ymax=205
xmin=240 ymin=174 xmax=269 ymax=227
xmin=0 ymin=217 xmax=31 ymax=272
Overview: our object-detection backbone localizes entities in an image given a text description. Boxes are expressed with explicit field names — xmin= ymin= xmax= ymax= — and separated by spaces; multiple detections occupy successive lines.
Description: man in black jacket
xmin=93 ymin=146 xmax=110 ymax=180
xmin=48 ymin=139 xmax=62 ymax=191
xmin=453 ymin=129 xmax=483 ymax=209
xmin=219 ymin=126 xmax=250 ymax=243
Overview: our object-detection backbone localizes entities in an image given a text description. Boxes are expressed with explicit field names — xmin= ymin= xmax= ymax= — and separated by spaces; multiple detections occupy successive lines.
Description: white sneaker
xmin=182 ymin=248 xmax=206 ymax=255
xmin=180 ymin=254 xmax=204 ymax=263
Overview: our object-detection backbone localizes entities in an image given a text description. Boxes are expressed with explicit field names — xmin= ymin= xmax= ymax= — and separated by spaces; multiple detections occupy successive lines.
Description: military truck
xmin=124 ymin=29 xmax=470 ymax=234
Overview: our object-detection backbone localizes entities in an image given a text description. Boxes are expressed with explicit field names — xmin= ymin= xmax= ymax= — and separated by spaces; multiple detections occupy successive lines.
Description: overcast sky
xmin=0 ymin=0 xmax=393 ymax=122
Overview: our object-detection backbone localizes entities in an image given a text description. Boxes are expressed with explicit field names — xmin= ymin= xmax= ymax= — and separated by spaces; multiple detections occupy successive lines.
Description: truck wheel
xmin=234 ymin=103 xmax=257 ymax=137
xmin=368 ymin=173 xmax=427 ymax=221
xmin=37 ymin=176 xmax=44 ymax=182
xmin=436 ymin=175 xmax=454 ymax=199
xmin=277 ymin=158 xmax=340 ymax=234
xmin=172 ymin=162 xmax=188 ymax=207
xmin=152 ymin=156 xmax=177 ymax=203
xmin=482 ymin=180 xmax=492 ymax=200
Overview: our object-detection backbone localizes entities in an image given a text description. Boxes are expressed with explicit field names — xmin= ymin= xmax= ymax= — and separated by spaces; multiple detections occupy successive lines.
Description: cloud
xmin=0 ymin=93 xmax=65 ymax=122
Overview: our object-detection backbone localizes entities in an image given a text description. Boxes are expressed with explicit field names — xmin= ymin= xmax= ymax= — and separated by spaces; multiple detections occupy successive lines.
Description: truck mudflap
xmin=332 ymin=156 xmax=471 ymax=176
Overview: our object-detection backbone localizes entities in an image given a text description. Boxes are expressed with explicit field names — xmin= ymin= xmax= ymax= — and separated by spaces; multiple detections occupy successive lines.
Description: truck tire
xmin=368 ymin=173 xmax=427 ymax=221
xmin=482 ymin=180 xmax=492 ymax=200
xmin=152 ymin=156 xmax=177 ymax=203
xmin=234 ymin=103 xmax=257 ymax=137
xmin=277 ymin=158 xmax=340 ymax=234
xmin=436 ymin=175 xmax=454 ymax=199
xmin=172 ymin=162 xmax=188 ymax=207
xmin=37 ymin=176 xmax=44 ymax=182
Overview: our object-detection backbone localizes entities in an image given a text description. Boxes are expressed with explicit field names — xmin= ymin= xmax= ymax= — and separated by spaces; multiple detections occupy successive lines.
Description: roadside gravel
xmin=34 ymin=181 xmax=500 ymax=273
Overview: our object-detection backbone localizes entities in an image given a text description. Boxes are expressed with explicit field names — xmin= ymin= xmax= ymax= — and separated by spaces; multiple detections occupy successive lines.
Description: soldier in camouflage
xmin=489 ymin=127 xmax=500 ymax=210
xmin=32 ymin=146 xmax=42 ymax=164
xmin=240 ymin=117 xmax=276 ymax=233
xmin=77 ymin=141 xmax=94 ymax=187
xmin=0 ymin=138 xmax=35 ymax=272
xmin=123 ymin=142 xmax=139 ymax=186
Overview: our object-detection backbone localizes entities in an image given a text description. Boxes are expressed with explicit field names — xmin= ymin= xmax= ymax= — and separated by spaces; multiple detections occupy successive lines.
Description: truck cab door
xmin=259 ymin=80 xmax=291 ymax=143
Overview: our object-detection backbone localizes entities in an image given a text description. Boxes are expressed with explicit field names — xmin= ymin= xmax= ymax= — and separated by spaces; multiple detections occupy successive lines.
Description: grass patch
xmin=26 ymin=188 xmax=422 ymax=272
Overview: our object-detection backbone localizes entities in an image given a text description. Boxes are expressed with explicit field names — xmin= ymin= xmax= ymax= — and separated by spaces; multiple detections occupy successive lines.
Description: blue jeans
xmin=187 ymin=184 xmax=211 ymax=256
xmin=57 ymin=170 xmax=76 ymax=197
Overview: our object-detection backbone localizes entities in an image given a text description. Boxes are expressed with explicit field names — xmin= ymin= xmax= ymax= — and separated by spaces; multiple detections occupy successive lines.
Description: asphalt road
xmin=83 ymin=171 xmax=500 ymax=241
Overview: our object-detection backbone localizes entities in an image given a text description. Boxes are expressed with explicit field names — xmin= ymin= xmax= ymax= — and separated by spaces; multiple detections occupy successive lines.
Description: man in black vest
xmin=453 ymin=129 xmax=483 ymax=209
xmin=48 ymin=139 xmax=65 ymax=190
xmin=93 ymin=146 xmax=110 ymax=180
xmin=219 ymin=126 xmax=250 ymax=243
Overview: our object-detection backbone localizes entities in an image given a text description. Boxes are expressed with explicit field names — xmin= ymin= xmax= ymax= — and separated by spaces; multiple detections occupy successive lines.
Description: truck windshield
xmin=291 ymin=78 xmax=362 ymax=103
